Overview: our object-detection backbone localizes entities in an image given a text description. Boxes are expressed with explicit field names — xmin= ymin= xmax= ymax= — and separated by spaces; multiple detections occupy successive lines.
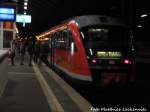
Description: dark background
xmin=16 ymin=0 xmax=150 ymax=41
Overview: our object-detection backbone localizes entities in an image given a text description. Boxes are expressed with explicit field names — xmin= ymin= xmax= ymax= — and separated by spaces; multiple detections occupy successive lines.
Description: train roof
xmin=38 ymin=15 xmax=128 ymax=37
xmin=63 ymin=15 xmax=127 ymax=29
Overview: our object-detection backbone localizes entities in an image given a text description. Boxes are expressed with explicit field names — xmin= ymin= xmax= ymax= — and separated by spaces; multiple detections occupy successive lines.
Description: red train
xmin=37 ymin=15 xmax=135 ymax=87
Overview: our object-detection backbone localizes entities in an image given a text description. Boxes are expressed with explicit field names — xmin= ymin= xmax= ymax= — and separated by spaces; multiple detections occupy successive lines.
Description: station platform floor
xmin=0 ymin=53 xmax=91 ymax=112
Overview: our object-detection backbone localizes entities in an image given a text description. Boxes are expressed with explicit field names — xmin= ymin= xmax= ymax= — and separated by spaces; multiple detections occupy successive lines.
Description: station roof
xmin=16 ymin=0 xmax=149 ymax=37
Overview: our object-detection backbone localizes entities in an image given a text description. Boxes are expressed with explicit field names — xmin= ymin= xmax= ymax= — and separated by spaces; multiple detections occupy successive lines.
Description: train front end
xmin=80 ymin=25 xmax=135 ymax=87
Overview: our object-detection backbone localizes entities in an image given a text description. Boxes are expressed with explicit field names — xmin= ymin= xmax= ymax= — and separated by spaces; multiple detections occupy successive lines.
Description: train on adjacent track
xmin=37 ymin=15 xmax=135 ymax=87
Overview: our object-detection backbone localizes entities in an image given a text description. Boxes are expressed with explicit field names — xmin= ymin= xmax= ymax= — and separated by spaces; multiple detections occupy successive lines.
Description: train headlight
xmin=92 ymin=59 xmax=97 ymax=64
xmin=123 ymin=59 xmax=131 ymax=64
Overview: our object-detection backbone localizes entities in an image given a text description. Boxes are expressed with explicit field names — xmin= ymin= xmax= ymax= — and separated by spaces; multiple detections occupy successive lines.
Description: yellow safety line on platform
xmin=32 ymin=63 xmax=64 ymax=112
xmin=44 ymin=66 xmax=92 ymax=112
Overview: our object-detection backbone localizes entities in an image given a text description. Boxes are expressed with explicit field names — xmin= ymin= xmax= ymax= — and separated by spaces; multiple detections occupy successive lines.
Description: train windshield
xmin=80 ymin=25 xmax=131 ymax=57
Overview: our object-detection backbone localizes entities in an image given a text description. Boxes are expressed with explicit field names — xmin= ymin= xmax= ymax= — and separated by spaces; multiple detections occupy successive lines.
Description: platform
xmin=0 ymin=53 xmax=92 ymax=112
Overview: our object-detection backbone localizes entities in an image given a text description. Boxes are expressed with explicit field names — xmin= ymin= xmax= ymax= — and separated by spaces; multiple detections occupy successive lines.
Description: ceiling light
xmin=137 ymin=25 xmax=142 ymax=28
xmin=24 ymin=6 xmax=27 ymax=10
xmin=140 ymin=14 xmax=148 ymax=18
xmin=24 ymin=2 xmax=28 ymax=6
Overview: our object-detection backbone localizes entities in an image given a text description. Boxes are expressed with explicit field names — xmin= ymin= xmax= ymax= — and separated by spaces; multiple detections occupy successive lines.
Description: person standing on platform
xmin=16 ymin=39 xmax=21 ymax=54
xmin=27 ymin=38 xmax=35 ymax=66
xmin=10 ymin=39 xmax=16 ymax=66
xmin=34 ymin=41 xmax=41 ymax=63
xmin=39 ymin=40 xmax=50 ymax=66
xmin=20 ymin=38 xmax=26 ymax=65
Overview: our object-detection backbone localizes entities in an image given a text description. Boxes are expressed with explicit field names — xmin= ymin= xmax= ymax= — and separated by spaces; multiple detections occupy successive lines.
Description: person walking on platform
xmin=20 ymin=38 xmax=26 ymax=65
xmin=10 ymin=39 xmax=16 ymax=66
xmin=27 ymin=38 xmax=35 ymax=66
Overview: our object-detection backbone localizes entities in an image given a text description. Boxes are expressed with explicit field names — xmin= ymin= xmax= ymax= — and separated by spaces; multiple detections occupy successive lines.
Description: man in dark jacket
xmin=27 ymin=39 xmax=34 ymax=66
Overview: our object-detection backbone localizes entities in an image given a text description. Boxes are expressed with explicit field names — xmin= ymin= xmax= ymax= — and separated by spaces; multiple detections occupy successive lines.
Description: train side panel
xmin=67 ymin=22 xmax=92 ymax=81
xmin=52 ymin=23 xmax=92 ymax=82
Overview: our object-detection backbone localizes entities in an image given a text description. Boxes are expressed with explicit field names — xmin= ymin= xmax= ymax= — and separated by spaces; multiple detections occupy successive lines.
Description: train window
xmin=88 ymin=28 xmax=108 ymax=42
xmin=54 ymin=31 xmax=63 ymax=48
xmin=52 ymin=29 xmax=69 ymax=50
xmin=81 ymin=26 xmax=129 ymax=47
xmin=62 ymin=30 xmax=67 ymax=38
xmin=51 ymin=28 xmax=77 ymax=52
xmin=80 ymin=25 xmax=130 ymax=57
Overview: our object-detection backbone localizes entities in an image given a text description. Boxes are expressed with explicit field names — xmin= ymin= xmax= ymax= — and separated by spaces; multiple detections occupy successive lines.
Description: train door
xmin=61 ymin=28 xmax=72 ymax=69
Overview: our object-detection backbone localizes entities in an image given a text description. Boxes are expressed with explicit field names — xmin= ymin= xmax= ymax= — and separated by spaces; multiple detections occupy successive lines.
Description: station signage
xmin=16 ymin=14 xmax=31 ymax=23
xmin=0 ymin=6 xmax=16 ymax=21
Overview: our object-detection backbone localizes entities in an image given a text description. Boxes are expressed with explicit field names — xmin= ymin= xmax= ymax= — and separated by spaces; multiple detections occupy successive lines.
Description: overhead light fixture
xmin=137 ymin=25 xmax=142 ymax=28
xmin=24 ymin=6 xmax=27 ymax=10
xmin=140 ymin=14 xmax=148 ymax=18
xmin=24 ymin=2 xmax=28 ymax=6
